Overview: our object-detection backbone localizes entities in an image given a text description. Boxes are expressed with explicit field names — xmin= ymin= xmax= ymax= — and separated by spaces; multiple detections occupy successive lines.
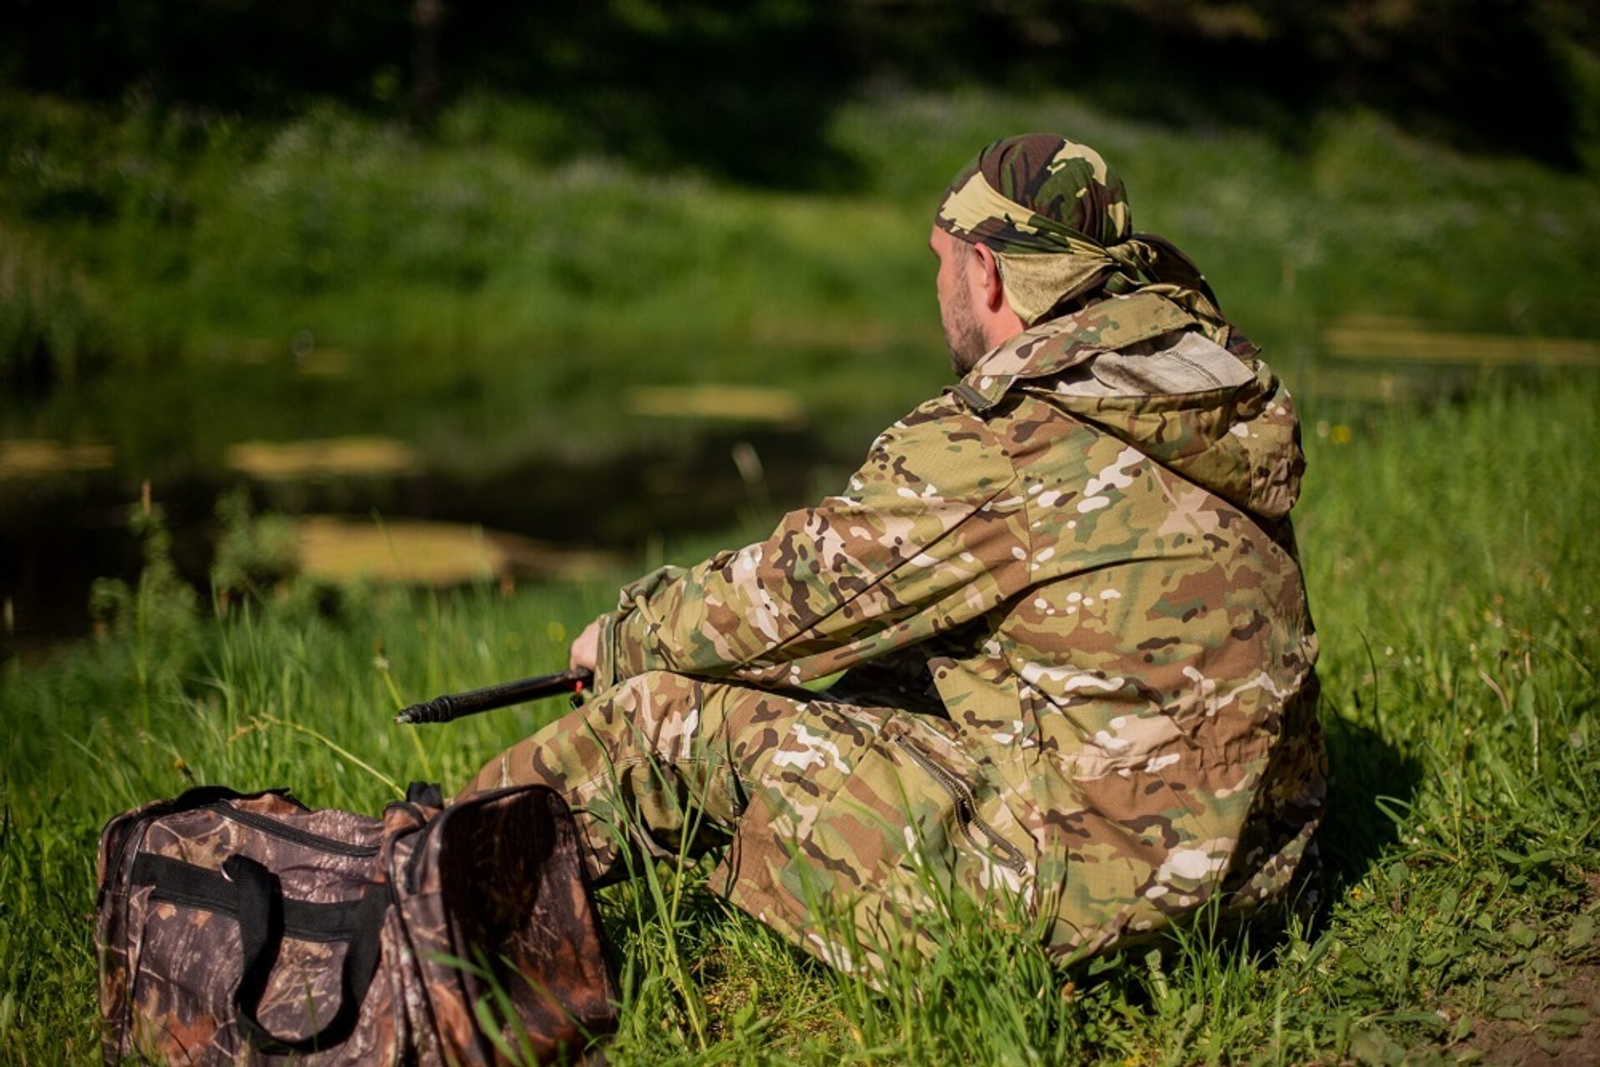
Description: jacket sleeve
xmin=594 ymin=398 xmax=1029 ymax=691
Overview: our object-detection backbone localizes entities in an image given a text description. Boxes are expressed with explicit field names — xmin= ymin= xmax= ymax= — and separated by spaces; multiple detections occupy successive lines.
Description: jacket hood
xmin=952 ymin=292 xmax=1305 ymax=520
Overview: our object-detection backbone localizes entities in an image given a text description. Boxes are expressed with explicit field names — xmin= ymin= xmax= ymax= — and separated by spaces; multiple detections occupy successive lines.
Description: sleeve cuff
xmin=596 ymin=564 xmax=687 ymax=685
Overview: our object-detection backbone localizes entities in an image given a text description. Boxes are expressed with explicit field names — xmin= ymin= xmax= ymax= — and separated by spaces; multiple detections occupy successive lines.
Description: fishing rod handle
xmin=394 ymin=668 xmax=593 ymax=725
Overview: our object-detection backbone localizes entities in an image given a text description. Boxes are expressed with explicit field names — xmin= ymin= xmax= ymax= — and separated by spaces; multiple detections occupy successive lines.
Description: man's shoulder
xmin=901 ymin=388 xmax=984 ymax=428
xmin=846 ymin=391 xmax=1020 ymax=497
xmin=857 ymin=377 xmax=1112 ymax=495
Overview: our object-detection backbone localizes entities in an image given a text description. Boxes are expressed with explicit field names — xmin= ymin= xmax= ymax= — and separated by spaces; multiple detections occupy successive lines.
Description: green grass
xmin=3 ymin=373 xmax=1596 ymax=1064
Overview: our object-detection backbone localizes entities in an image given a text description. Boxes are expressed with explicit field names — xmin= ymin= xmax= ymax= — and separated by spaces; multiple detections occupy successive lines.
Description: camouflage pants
xmin=467 ymin=671 xmax=1039 ymax=971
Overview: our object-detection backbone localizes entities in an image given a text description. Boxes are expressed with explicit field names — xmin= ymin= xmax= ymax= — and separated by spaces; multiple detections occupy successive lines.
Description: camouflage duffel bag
xmin=94 ymin=781 xmax=618 ymax=1066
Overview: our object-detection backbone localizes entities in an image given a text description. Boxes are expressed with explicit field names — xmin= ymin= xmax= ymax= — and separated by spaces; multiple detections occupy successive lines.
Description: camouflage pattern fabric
xmin=95 ymin=784 xmax=618 ymax=1064
xmin=935 ymin=133 xmax=1230 ymax=333
xmin=470 ymin=670 xmax=1039 ymax=971
xmin=470 ymin=287 xmax=1325 ymax=972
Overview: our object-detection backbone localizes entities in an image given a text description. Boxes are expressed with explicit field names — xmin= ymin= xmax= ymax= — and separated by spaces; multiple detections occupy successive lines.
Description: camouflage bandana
xmin=935 ymin=134 xmax=1227 ymax=332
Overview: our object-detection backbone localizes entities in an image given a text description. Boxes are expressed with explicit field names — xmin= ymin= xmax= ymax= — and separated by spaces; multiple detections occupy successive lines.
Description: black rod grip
xmin=394 ymin=668 xmax=593 ymax=725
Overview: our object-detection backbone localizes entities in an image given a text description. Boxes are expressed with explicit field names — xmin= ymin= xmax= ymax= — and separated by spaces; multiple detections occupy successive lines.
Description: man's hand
xmin=569 ymin=619 xmax=601 ymax=673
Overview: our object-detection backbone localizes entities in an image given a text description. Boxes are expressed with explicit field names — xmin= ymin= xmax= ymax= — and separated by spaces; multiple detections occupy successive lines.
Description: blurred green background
xmin=3 ymin=0 xmax=1599 ymax=653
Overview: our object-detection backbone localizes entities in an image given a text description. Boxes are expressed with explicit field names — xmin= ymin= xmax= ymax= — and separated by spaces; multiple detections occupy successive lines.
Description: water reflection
xmin=225 ymin=437 xmax=421 ymax=480
xmin=1324 ymin=318 xmax=1600 ymax=366
xmin=295 ymin=515 xmax=617 ymax=586
xmin=626 ymin=384 xmax=805 ymax=425
xmin=0 ymin=438 xmax=115 ymax=478
xmin=4 ymin=320 xmax=1594 ymax=660
xmin=0 ymin=418 xmax=827 ymax=658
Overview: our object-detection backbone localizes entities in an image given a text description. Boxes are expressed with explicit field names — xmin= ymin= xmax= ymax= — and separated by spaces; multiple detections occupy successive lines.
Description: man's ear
xmin=971 ymin=242 xmax=1007 ymax=313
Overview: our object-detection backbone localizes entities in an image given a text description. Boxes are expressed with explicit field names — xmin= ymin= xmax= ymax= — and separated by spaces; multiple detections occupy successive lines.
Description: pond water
xmin=0 ymin=356 xmax=862 ymax=659
xmin=5 ymin=320 xmax=1593 ymax=660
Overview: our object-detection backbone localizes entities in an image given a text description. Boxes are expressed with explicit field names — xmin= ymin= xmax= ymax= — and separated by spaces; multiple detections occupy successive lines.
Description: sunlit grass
xmin=3 ymin=373 xmax=1597 ymax=1064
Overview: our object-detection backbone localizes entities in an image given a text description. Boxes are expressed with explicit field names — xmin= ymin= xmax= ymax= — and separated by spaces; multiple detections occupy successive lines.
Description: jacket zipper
xmin=207 ymin=802 xmax=381 ymax=859
xmin=890 ymin=736 xmax=1029 ymax=876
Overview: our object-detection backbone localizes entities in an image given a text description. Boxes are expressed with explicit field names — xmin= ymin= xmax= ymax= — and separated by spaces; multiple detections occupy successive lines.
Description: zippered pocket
xmin=890 ymin=734 xmax=1029 ymax=877
xmin=206 ymin=801 xmax=381 ymax=859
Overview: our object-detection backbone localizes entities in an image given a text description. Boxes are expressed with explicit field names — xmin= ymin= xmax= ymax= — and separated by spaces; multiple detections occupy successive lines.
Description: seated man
xmin=468 ymin=133 xmax=1325 ymax=973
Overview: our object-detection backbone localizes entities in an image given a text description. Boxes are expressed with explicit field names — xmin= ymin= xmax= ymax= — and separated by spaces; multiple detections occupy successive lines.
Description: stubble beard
xmin=943 ymin=295 xmax=989 ymax=377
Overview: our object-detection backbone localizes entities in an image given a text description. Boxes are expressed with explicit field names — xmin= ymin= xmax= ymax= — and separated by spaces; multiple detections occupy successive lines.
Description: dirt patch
xmin=1473 ymin=963 xmax=1600 ymax=1066
xmin=1470 ymin=872 xmax=1600 ymax=1066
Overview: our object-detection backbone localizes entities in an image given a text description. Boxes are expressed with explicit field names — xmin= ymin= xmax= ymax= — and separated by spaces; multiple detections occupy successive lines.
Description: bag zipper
xmin=207 ymin=802 xmax=381 ymax=859
xmin=890 ymin=736 xmax=1029 ymax=876
xmin=402 ymin=806 xmax=450 ymax=895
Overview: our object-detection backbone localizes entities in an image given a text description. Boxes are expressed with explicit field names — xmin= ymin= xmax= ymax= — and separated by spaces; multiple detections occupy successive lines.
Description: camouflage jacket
xmin=595 ymin=290 xmax=1324 ymax=958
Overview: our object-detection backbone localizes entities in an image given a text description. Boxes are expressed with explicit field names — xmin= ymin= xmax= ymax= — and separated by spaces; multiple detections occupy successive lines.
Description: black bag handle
xmin=223 ymin=854 xmax=388 ymax=1056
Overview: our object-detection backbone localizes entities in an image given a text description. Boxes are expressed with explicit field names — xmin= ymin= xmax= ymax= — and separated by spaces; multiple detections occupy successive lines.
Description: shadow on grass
xmin=1316 ymin=710 xmax=1424 ymax=899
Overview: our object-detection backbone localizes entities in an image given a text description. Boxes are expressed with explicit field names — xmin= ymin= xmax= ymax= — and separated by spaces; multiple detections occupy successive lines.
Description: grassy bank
xmin=3 ymin=371 xmax=1596 ymax=1064
xmin=4 ymin=89 xmax=1599 ymax=465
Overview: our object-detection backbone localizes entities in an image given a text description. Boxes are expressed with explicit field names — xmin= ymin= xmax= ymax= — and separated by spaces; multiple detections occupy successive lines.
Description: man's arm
xmin=589 ymin=400 xmax=1029 ymax=691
